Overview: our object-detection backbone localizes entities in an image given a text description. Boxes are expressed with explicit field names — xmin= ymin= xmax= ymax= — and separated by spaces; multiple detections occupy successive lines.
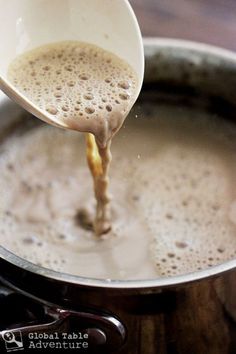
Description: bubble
xmin=175 ymin=241 xmax=188 ymax=249
xmin=22 ymin=237 xmax=34 ymax=244
xmin=83 ymin=93 xmax=94 ymax=100
xmin=43 ymin=65 xmax=50 ymax=71
xmin=212 ymin=204 xmax=220 ymax=211
xmin=67 ymin=81 xmax=75 ymax=87
xmin=79 ymin=74 xmax=89 ymax=80
xmin=65 ymin=65 xmax=73 ymax=72
xmin=62 ymin=106 xmax=69 ymax=112
xmin=54 ymin=92 xmax=62 ymax=98
xmin=6 ymin=163 xmax=14 ymax=171
xmin=118 ymin=81 xmax=130 ymax=90
xmin=106 ymin=105 xmax=112 ymax=112
xmin=119 ymin=93 xmax=130 ymax=100
xmin=85 ymin=107 xmax=95 ymax=114
xmin=46 ymin=105 xmax=58 ymax=115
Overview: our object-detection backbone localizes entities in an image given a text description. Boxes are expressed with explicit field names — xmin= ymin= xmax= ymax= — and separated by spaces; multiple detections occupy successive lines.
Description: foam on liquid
xmin=0 ymin=104 xmax=236 ymax=280
xmin=8 ymin=41 xmax=137 ymax=147
xmin=8 ymin=41 xmax=138 ymax=235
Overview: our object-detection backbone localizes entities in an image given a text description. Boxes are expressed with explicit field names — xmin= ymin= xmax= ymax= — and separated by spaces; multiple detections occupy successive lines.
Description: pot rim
xmin=0 ymin=37 xmax=236 ymax=290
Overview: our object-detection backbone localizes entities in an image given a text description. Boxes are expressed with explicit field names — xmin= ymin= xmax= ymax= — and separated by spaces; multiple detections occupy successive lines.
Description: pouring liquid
xmin=7 ymin=41 xmax=138 ymax=235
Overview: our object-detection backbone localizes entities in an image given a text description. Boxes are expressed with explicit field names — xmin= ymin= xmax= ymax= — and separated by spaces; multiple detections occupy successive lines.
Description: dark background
xmin=130 ymin=0 xmax=236 ymax=51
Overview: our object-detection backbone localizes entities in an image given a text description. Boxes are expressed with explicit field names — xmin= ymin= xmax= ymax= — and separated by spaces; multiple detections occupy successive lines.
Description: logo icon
xmin=1 ymin=330 xmax=24 ymax=352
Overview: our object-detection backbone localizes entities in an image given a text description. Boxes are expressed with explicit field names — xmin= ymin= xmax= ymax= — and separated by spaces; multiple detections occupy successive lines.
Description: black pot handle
xmin=0 ymin=306 xmax=126 ymax=353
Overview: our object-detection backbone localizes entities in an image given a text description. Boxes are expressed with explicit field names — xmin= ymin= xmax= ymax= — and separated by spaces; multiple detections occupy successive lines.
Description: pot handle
xmin=0 ymin=306 xmax=126 ymax=353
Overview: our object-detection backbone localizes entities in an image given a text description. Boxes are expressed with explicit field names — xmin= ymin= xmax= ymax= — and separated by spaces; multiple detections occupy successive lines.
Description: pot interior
xmin=0 ymin=39 xmax=236 ymax=289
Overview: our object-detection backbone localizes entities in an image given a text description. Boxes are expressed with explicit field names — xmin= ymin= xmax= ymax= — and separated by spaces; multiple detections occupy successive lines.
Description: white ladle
xmin=0 ymin=0 xmax=144 ymax=130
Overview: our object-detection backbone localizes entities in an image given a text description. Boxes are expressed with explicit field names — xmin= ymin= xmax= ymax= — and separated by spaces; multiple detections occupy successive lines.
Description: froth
xmin=8 ymin=41 xmax=138 ymax=147
xmin=0 ymin=104 xmax=236 ymax=279
xmin=128 ymin=105 xmax=236 ymax=277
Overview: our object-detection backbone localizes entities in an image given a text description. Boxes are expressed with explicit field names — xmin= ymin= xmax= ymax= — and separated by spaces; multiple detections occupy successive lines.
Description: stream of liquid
xmin=8 ymin=41 xmax=138 ymax=235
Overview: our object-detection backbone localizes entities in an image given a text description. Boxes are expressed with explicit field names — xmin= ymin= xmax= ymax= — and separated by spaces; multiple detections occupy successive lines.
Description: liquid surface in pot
xmin=0 ymin=103 xmax=236 ymax=279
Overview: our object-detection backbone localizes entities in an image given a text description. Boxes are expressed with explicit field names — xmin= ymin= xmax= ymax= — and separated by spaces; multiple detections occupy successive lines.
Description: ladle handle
xmin=0 ymin=306 xmax=126 ymax=353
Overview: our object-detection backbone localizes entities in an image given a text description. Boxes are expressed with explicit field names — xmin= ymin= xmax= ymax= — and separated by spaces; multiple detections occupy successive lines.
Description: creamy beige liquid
xmin=8 ymin=41 xmax=138 ymax=235
xmin=1 ymin=104 xmax=236 ymax=280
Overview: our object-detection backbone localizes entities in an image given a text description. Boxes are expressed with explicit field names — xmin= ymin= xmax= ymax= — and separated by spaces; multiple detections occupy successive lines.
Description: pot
xmin=0 ymin=38 xmax=236 ymax=354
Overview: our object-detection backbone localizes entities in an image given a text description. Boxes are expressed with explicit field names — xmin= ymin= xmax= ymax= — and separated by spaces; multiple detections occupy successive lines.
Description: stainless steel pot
xmin=0 ymin=39 xmax=236 ymax=354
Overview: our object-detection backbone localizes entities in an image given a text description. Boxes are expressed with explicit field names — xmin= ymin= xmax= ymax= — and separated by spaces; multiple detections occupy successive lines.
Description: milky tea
xmin=1 ymin=42 xmax=236 ymax=280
